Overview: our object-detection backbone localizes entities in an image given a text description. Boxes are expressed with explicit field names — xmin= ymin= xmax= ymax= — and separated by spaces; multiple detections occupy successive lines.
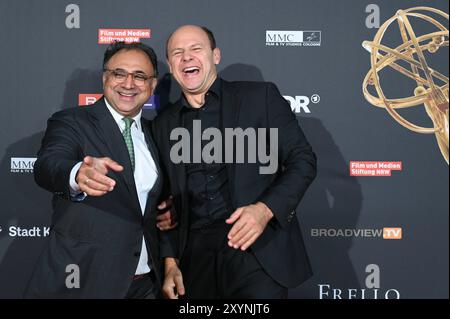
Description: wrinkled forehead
xmin=107 ymin=49 xmax=153 ymax=72
xmin=168 ymin=26 xmax=210 ymax=50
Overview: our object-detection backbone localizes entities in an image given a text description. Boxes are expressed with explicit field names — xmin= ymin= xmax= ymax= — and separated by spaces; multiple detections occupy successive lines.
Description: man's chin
xmin=115 ymin=105 xmax=140 ymax=115
xmin=178 ymin=78 xmax=202 ymax=91
xmin=182 ymin=84 xmax=204 ymax=94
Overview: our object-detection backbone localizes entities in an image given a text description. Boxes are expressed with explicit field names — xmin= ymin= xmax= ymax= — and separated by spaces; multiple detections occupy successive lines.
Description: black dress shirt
xmin=181 ymin=78 xmax=233 ymax=229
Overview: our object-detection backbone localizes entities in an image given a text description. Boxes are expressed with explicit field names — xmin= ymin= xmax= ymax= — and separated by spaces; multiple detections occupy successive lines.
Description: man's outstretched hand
xmin=76 ymin=156 xmax=123 ymax=196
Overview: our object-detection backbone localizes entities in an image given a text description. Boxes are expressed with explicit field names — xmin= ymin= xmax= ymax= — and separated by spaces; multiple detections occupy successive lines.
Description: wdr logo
xmin=283 ymin=94 xmax=320 ymax=114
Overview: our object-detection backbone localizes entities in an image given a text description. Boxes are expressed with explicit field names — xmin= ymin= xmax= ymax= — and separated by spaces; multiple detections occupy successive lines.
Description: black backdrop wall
xmin=0 ymin=0 xmax=448 ymax=298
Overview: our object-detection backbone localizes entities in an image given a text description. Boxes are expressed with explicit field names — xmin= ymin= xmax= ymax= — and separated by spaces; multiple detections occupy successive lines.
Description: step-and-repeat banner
xmin=0 ymin=0 xmax=448 ymax=298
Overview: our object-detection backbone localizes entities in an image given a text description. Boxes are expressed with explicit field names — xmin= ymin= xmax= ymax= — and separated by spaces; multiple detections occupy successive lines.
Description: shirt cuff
xmin=69 ymin=161 xmax=87 ymax=201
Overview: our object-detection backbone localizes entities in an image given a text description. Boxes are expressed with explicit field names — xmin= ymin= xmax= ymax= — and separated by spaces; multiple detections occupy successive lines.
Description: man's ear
xmin=150 ymin=78 xmax=158 ymax=93
xmin=213 ymin=48 xmax=221 ymax=65
xmin=167 ymin=60 xmax=173 ymax=73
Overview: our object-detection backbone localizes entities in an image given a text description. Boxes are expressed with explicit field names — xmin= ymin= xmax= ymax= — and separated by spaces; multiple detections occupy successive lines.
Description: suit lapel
xmin=141 ymin=118 xmax=163 ymax=218
xmin=141 ymin=118 xmax=162 ymax=179
xmin=170 ymin=101 xmax=187 ymax=195
xmin=88 ymin=99 xmax=140 ymax=208
xmin=220 ymin=80 xmax=240 ymax=209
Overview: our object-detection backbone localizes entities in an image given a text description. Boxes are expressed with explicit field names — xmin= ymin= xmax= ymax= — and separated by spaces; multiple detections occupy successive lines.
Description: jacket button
xmin=134 ymin=252 xmax=141 ymax=257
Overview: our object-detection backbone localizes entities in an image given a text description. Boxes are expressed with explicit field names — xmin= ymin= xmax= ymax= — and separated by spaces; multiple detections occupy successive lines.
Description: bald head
xmin=166 ymin=25 xmax=216 ymax=59
xmin=165 ymin=24 xmax=221 ymax=104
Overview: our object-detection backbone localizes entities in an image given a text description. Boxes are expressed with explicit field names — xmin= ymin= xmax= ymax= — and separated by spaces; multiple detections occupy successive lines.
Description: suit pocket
xmin=50 ymin=229 xmax=99 ymax=294
xmin=26 ymin=229 xmax=100 ymax=298
xmin=52 ymin=228 xmax=99 ymax=267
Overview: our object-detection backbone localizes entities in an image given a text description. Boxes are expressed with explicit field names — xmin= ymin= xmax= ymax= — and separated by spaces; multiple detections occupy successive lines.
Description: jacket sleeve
xmin=258 ymin=82 xmax=317 ymax=228
xmin=33 ymin=110 xmax=83 ymax=199
xmin=151 ymin=118 xmax=180 ymax=259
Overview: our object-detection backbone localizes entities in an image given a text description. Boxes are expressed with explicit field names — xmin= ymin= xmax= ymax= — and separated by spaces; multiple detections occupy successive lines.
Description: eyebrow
xmin=112 ymin=68 xmax=148 ymax=74
xmin=170 ymin=43 xmax=204 ymax=53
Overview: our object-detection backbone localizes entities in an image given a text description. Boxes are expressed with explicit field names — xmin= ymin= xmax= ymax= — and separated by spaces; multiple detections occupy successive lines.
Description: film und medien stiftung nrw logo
xmin=266 ymin=30 xmax=321 ymax=46
xmin=10 ymin=157 xmax=36 ymax=173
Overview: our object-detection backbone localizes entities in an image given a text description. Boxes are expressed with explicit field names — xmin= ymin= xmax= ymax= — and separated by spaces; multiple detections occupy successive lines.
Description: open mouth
xmin=117 ymin=92 xmax=138 ymax=100
xmin=118 ymin=92 xmax=137 ymax=97
xmin=182 ymin=66 xmax=200 ymax=76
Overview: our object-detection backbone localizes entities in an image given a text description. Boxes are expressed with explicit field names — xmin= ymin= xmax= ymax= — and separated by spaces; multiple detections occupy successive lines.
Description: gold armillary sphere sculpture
xmin=362 ymin=7 xmax=449 ymax=164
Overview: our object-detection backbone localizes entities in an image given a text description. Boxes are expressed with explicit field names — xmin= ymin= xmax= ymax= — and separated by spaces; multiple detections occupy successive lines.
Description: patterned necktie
xmin=122 ymin=117 xmax=135 ymax=171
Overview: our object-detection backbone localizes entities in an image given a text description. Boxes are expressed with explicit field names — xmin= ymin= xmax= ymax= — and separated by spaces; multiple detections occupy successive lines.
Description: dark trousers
xmin=180 ymin=222 xmax=287 ymax=299
xmin=125 ymin=271 xmax=160 ymax=299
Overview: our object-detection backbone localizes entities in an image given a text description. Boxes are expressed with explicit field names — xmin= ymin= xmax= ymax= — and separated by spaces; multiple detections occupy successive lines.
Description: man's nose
xmin=122 ymin=73 xmax=136 ymax=88
xmin=181 ymin=52 xmax=193 ymax=62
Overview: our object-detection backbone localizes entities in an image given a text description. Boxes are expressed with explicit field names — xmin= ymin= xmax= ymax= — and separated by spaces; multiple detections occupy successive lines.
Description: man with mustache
xmin=25 ymin=42 xmax=174 ymax=298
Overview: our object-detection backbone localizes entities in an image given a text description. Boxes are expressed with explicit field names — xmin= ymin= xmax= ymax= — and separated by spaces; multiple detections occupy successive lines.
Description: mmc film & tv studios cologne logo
xmin=266 ymin=30 xmax=321 ymax=46
xmin=10 ymin=157 xmax=36 ymax=173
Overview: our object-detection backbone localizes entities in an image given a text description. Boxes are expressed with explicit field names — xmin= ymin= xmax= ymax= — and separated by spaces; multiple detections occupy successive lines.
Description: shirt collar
xmin=104 ymin=97 xmax=142 ymax=131
xmin=180 ymin=77 xmax=222 ymax=110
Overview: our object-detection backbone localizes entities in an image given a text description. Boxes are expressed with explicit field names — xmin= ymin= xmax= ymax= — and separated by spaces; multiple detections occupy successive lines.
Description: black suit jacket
xmin=152 ymin=80 xmax=317 ymax=288
xmin=24 ymin=98 xmax=163 ymax=298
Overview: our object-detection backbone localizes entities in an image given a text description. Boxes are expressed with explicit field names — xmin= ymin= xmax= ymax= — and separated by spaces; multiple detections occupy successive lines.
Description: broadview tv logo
xmin=383 ymin=227 xmax=402 ymax=239
xmin=311 ymin=227 xmax=402 ymax=240
xmin=10 ymin=157 xmax=36 ymax=173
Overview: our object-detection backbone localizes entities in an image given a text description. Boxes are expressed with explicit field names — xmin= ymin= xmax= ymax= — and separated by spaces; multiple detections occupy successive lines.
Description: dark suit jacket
xmin=24 ymin=98 xmax=163 ymax=298
xmin=152 ymin=80 xmax=317 ymax=288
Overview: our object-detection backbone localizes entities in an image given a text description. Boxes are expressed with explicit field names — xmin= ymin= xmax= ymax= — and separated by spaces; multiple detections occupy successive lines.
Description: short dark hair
xmin=200 ymin=26 xmax=216 ymax=50
xmin=165 ymin=25 xmax=217 ymax=58
xmin=103 ymin=41 xmax=158 ymax=77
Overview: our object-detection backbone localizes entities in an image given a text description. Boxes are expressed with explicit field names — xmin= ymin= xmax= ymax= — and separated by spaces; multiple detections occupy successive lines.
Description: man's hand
xmin=162 ymin=258 xmax=185 ymax=299
xmin=75 ymin=156 xmax=123 ymax=196
xmin=157 ymin=196 xmax=178 ymax=231
xmin=226 ymin=202 xmax=274 ymax=251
